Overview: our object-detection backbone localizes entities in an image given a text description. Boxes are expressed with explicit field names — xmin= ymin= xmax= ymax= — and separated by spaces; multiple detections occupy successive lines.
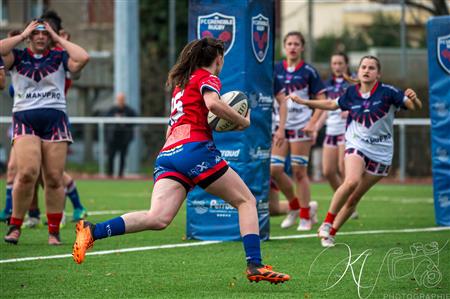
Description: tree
xmin=139 ymin=0 xmax=189 ymax=117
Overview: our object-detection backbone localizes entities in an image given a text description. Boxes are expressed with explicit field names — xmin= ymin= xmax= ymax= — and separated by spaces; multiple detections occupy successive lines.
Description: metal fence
xmin=0 ymin=117 xmax=430 ymax=180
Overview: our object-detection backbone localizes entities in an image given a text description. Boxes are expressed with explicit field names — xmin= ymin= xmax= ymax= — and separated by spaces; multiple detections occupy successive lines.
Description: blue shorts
xmin=12 ymin=108 xmax=73 ymax=143
xmin=324 ymin=134 xmax=345 ymax=148
xmin=153 ymin=141 xmax=229 ymax=192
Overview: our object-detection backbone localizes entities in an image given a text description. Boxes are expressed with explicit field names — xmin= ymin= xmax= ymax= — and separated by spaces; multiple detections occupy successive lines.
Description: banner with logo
xmin=187 ymin=0 xmax=274 ymax=240
xmin=427 ymin=16 xmax=450 ymax=226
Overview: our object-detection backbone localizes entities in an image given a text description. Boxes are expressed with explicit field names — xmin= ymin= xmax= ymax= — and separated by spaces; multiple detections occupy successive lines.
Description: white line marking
xmin=87 ymin=210 xmax=130 ymax=216
xmin=1 ymin=226 xmax=449 ymax=264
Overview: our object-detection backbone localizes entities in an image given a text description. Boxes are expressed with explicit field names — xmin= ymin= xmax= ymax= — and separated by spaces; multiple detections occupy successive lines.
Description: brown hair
xmin=359 ymin=55 xmax=381 ymax=72
xmin=331 ymin=51 xmax=351 ymax=76
xmin=283 ymin=31 xmax=305 ymax=47
xmin=166 ymin=37 xmax=224 ymax=89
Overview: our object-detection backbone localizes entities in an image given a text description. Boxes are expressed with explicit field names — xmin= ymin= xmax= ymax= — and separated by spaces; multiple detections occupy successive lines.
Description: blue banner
xmin=427 ymin=16 xmax=450 ymax=226
xmin=187 ymin=0 xmax=274 ymax=240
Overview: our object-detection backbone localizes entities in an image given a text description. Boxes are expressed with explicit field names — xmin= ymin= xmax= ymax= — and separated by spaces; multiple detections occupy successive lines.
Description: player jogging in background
xmin=289 ymin=55 xmax=422 ymax=247
xmin=271 ymin=31 xmax=326 ymax=231
xmin=1 ymin=19 xmax=89 ymax=245
xmin=73 ymin=37 xmax=290 ymax=284
xmin=315 ymin=52 xmax=358 ymax=220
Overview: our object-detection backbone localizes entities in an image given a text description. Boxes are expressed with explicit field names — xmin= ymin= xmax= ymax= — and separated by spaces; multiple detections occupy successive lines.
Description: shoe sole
xmin=4 ymin=238 xmax=18 ymax=245
xmin=247 ymin=275 xmax=289 ymax=284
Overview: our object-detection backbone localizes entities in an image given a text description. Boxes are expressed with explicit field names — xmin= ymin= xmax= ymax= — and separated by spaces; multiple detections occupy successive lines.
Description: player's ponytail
xmin=167 ymin=37 xmax=224 ymax=89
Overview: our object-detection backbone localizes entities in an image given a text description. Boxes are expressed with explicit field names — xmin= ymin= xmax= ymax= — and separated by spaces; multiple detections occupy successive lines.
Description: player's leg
xmin=322 ymin=136 xmax=342 ymax=191
xmin=204 ymin=167 xmax=290 ymax=284
xmin=63 ymin=172 xmax=87 ymax=221
xmin=268 ymin=181 xmax=289 ymax=216
xmin=321 ymin=173 xmax=382 ymax=247
xmin=0 ymin=149 xmax=16 ymax=222
xmin=4 ymin=136 xmax=42 ymax=244
xmin=107 ymin=143 xmax=116 ymax=176
xmin=118 ymin=144 xmax=128 ymax=178
xmin=73 ymin=177 xmax=187 ymax=264
xmin=22 ymin=181 xmax=41 ymax=228
xmin=270 ymin=139 xmax=299 ymax=228
xmin=318 ymin=153 xmax=365 ymax=242
xmin=41 ymin=141 xmax=68 ymax=245
xmin=290 ymin=139 xmax=317 ymax=231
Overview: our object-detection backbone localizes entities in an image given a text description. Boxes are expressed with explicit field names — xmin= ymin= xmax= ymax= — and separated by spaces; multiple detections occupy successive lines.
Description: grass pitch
xmin=0 ymin=180 xmax=448 ymax=299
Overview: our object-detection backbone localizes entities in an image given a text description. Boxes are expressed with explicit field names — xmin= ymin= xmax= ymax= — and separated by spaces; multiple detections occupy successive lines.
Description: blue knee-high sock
xmin=93 ymin=217 xmax=126 ymax=240
xmin=4 ymin=184 xmax=13 ymax=214
xmin=66 ymin=180 xmax=83 ymax=209
xmin=242 ymin=234 xmax=262 ymax=266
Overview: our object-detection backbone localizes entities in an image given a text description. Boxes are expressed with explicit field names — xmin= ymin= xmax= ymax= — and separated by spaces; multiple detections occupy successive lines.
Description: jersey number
xmin=169 ymin=90 xmax=184 ymax=126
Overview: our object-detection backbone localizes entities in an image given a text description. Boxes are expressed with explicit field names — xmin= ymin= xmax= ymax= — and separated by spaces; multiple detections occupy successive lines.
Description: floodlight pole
xmin=307 ymin=0 xmax=314 ymax=63
xmin=114 ymin=0 xmax=141 ymax=175
xmin=400 ymin=0 xmax=407 ymax=81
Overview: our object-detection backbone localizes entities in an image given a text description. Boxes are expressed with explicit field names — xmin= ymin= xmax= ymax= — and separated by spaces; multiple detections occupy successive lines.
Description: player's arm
xmin=44 ymin=22 xmax=89 ymax=73
xmin=403 ymin=88 xmax=422 ymax=110
xmin=289 ymin=93 xmax=339 ymax=111
xmin=274 ymin=92 xmax=287 ymax=146
xmin=203 ymin=90 xmax=250 ymax=129
xmin=0 ymin=68 xmax=5 ymax=90
xmin=305 ymin=92 xmax=326 ymax=128
xmin=0 ymin=21 xmax=39 ymax=68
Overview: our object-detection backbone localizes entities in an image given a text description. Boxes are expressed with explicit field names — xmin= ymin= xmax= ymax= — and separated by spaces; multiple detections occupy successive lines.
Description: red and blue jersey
xmin=335 ymin=82 xmax=407 ymax=165
xmin=273 ymin=60 xmax=326 ymax=129
xmin=164 ymin=68 xmax=221 ymax=150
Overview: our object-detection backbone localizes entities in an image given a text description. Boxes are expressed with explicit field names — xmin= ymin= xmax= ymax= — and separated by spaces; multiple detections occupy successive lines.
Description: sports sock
xmin=324 ymin=212 xmax=336 ymax=224
xmin=288 ymin=197 xmax=300 ymax=210
xmin=4 ymin=184 xmax=13 ymax=214
xmin=242 ymin=234 xmax=262 ymax=266
xmin=10 ymin=217 xmax=23 ymax=227
xmin=66 ymin=180 xmax=84 ymax=209
xmin=330 ymin=227 xmax=338 ymax=236
xmin=28 ymin=208 xmax=40 ymax=219
xmin=299 ymin=207 xmax=310 ymax=219
xmin=93 ymin=217 xmax=125 ymax=240
xmin=47 ymin=213 xmax=63 ymax=234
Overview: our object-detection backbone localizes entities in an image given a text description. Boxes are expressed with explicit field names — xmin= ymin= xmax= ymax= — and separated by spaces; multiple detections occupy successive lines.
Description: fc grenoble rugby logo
xmin=198 ymin=12 xmax=235 ymax=56
xmin=252 ymin=14 xmax=270 ymax=63
xmin=437 ymin=34 xmax=450 ymax=74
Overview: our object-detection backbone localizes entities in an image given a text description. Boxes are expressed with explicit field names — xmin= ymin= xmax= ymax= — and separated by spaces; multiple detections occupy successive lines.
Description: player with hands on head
xmin=1 ymin=18 xmax=89 ymax=245
xmin=290 ymin=55 xmax=422 ymax=247
xmin=72 ymin=37 xmax=290 ymax=284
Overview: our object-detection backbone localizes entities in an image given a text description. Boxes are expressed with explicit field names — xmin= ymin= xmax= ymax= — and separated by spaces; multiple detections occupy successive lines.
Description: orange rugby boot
xmin=246 ymin=264 xmax=290 ymax=284
xmin=72 ymin=220 xmax=95 ymax=264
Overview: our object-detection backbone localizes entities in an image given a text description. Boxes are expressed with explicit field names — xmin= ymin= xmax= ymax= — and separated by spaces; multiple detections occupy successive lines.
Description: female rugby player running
xmin=290 ymin=55 xmax=422 ymax=247
xmin=73 ymin=37 xmax=290 ymax=284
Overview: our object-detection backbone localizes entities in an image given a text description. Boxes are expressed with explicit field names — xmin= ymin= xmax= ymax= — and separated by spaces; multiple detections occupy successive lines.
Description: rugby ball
xmin=207 ymin=91 xmax=249 ymax=132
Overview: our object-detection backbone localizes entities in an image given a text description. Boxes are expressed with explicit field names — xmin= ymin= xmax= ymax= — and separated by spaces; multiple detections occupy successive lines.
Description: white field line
xmin=1 ymin=226 xmax=449 ymax=264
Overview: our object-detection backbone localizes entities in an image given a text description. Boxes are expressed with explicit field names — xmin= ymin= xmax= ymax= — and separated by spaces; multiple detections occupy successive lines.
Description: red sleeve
xmin=198 ymin=75 xmax=221 ymax=95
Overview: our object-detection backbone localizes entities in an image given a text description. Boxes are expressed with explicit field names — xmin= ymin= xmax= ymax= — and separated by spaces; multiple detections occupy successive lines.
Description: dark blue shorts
xmin=153 ymin=141 xmax=229 ymax=192
xmin=345 ymin=148 xmax=390 ymax=176
xmin=12 ymin=108 xmax=73 ymax=143
xmin=324 ymin=134 xmax=345 ymax=147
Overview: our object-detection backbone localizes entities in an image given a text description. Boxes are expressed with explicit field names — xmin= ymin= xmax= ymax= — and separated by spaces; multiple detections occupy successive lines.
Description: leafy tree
xmin=139 ymin=0 xmax=188 ymax=117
